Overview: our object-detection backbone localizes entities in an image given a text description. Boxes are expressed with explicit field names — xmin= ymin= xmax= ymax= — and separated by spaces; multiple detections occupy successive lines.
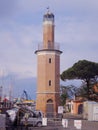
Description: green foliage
xmin=76 ymin=82 xmax=98 ymax=101
xmin=61 ymin=60 xmax=98 ymax=81
xmin=76 ymin=83 xmax=90 ymax=98
xmin=61 ymin=60 xmax=98 ymax=100
xmin=60 ymin=93 xmax=67 ymax=106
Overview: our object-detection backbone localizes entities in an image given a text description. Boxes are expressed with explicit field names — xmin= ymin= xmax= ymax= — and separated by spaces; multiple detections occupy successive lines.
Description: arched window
xmin=47 ymin=99 xmax=53 ymax=103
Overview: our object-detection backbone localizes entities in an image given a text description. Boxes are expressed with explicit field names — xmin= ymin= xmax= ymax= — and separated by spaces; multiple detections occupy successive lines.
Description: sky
xmin=0 ymin=0 xmax=98 ymax=99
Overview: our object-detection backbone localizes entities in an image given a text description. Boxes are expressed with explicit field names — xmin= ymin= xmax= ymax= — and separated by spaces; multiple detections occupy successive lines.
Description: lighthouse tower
xmin=35 ymin=10 xmax=62 ymax=117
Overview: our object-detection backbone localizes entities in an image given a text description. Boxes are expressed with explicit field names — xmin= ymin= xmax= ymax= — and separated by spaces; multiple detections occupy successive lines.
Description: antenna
xmin=47 ymin=6 xmax=50 ymax=13
xmin=9 ymin=76 xmax=14 ymax=101
xmin=0 ymin=86 xmax=3 ymax=101
xmin=1 ymin=69 xmax=4 ymax=100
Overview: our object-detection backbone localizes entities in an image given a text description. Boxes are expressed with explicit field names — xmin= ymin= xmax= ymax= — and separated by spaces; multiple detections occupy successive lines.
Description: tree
xmin=61 ymin=60 xmax=98 ymax=100
xmin=76 ymin=82 xmax=98 ymax=101
xmin=76 ymin=82 xmax=91 ymax=99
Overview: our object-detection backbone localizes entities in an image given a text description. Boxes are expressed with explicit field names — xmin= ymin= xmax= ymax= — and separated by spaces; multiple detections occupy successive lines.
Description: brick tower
xmin=35 ymin=10 xmax=62 ymax=117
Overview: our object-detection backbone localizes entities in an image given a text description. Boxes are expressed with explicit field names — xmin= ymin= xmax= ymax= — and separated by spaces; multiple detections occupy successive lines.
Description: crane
xmin=21 ymin=90 xmax=31 ymax=100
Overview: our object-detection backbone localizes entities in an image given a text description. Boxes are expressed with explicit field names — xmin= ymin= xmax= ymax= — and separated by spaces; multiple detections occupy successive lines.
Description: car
xmin=20 ymin=111 xmax=43 ymax=127
xmin=6 ymin=106 xmax=43 ymax=128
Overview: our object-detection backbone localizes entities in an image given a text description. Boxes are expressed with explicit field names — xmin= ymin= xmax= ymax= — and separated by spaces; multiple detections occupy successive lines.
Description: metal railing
xmin=37 ymin=42 xmax=60 ymax=50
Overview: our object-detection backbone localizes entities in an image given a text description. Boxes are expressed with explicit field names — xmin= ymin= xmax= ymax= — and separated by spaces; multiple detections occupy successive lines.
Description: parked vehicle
xmin=20 ymin=110 xmax=43 ymax=127
xmin=6 ymin=105 xmax=43 ymax=128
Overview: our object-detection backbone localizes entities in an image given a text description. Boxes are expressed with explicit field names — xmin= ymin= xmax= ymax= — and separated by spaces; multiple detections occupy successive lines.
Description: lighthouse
xmin=35 ymin=9 xmax=62 ymax=117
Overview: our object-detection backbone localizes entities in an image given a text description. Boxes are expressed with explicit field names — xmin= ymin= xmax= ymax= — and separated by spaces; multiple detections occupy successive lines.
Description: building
xmin=66 ymin=98 xmax=84 ymax=115
xmin=35 ymin=9 xmax=62 ymax=117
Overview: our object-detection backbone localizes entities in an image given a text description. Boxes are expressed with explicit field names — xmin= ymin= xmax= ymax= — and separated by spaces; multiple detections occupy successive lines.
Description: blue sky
xmin=0 ymin=0 xmax=98 ymax=99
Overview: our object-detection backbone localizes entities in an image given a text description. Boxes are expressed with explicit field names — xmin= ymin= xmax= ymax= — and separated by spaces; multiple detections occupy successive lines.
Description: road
xmin=1 ymin=114 xmax=98 ymax=130
xmin=6 ymin=118 xmax=98 ymax=130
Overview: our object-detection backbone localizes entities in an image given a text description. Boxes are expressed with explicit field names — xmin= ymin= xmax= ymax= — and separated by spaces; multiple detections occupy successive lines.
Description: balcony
xmin=37 ymin=42 xmax=60 ymax=50
xmin=35 ymin=42 xmax=62 ymax=54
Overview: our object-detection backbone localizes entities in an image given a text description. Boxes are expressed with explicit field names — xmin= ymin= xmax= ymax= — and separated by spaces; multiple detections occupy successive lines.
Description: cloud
xmin=0 ymin=0 xmax=98 ymax=23
xmin=57 ymin=15 xmax=98 ymax=72
xmin=0 ymin=0 xmax=98 ymax=99
xmin=0 ymin=23 xmax=39 ymax=78
xmin=0 ymin=0 xmax=98 ymax=79
xmin=0 ymin=75 xmax=37 ymax=99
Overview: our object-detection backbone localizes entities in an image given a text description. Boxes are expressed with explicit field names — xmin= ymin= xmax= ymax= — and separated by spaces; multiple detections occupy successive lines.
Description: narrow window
xmin=49 ymin=58 xmax=51 ymax=63
xmin=49 ymin=80 xmax=51 ymax=86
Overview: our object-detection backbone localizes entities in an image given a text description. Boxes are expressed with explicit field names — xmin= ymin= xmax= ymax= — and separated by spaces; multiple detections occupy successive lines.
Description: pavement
xmin=61 ymin=113 xmax=98 ymax=130
xmin=19 ymin=119 xmax=98 ymax=130
xmin=1 ymin=113 xmax=98 ymax=130
xmin=21 ymin=114 xmax=98 ymax=130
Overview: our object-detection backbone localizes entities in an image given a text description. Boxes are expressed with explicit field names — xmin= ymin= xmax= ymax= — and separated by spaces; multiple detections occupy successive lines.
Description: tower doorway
xmin=46 ymin=99 xmax=54 ymax=117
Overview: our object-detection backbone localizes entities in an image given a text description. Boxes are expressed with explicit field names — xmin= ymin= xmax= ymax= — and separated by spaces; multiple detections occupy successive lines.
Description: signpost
xmin=62 ymin=119 xmax=68 ymax=128
xmin=74 ymin=120 xmax=82 ymax=129
xmin=58 ymin=106 xmax=63 ymax=114
xmin=42 ymin=118 xmax=47 ymax=126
